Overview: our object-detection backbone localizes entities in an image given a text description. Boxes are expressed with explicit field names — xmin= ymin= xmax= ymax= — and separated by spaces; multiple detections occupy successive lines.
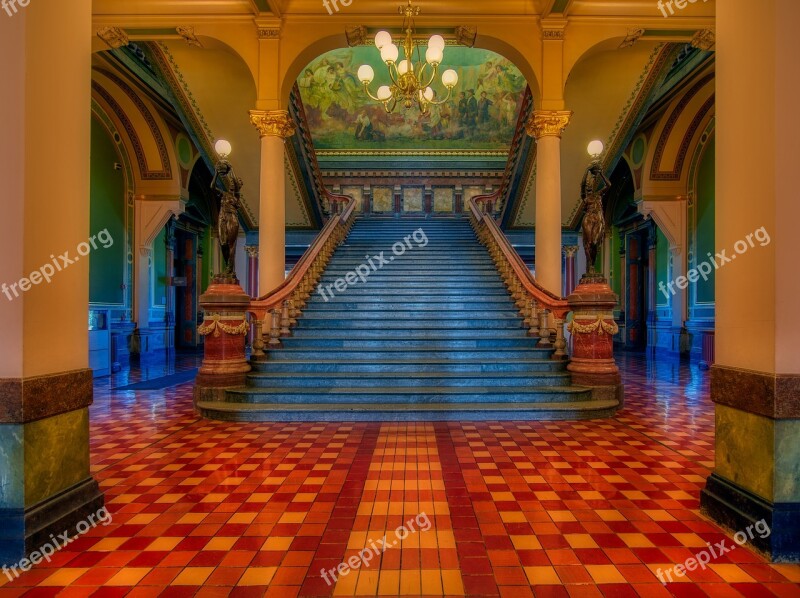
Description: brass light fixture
xmin=357 ymin=0 xmax=459 ymax=115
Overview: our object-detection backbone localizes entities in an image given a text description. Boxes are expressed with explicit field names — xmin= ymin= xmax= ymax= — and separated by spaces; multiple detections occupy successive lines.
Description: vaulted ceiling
xmin=92 ymin=0 xmax=715 ymax=230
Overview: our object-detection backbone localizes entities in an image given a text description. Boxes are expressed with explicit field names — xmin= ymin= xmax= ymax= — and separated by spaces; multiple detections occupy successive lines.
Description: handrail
xmin=247 ymin=196 xmax=356 ymax=355
xmin=468 ymin=195 xmax=569 ymax=358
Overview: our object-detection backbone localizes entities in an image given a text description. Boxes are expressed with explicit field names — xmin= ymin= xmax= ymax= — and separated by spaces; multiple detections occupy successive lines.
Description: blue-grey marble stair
xmin=196 ymin=216 xmax=619 ymax=420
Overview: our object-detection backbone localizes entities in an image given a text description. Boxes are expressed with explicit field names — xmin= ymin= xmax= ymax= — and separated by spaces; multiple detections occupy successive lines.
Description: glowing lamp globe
xmin=358 ymin=64 xmax=375 ymax=84
xmin=377 ymin=86 xmax=392 ymax=101
xmin=374 ymin=30 xmax=392 ymax=50
xmin=588 ymin=140 xmax=604 ymax=158
xmin=441 ymin=69 xmax=458 ymax=88
xmin=214 ymin=139 xmax=232 ymax=158
xmin=426 ymin=46 xmax=444 ymax=66
xmin=428 ymin=34 xmax=445 ymax=51
xmin=380 ymin=43 xmax=399 ymax=64
xmin=397 ymin=60 xmax=410 ymax=76
xmin=424 ymin=87 xmax=435 ymax=102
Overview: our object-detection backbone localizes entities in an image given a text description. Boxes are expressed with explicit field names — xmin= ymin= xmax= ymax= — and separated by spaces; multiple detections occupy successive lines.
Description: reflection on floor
xmin=1 ymin=353 xmax=799 ymax=597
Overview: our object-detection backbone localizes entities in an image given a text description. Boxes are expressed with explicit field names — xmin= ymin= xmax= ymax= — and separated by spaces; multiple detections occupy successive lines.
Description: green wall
xmin=89 ymin=117 xmax=126 ymax=305
xmin=694 ymin=136 xmax=716 ymax=304
xmin=153 ymin=228 xmax=167 ymax=308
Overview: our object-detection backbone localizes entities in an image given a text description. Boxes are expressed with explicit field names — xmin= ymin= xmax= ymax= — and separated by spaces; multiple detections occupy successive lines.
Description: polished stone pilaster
xmin=194 ymin=283 xmax=252 ymax=407
xmin=567 ymin=281 xmax=623 ymax=404
xmin=0 ymin=0 xmax=104 ymax=565
xmin=699 ymin=0 xmax=800 ymax=562
xmin=249 ymin=110 xmax=296 ymax=294
xmin=526 ymin=110 xmax=572 ymax=296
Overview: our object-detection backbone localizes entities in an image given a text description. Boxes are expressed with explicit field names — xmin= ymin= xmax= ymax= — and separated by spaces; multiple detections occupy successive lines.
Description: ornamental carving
xmin=258 ymin=28 xmax=281 ymax=39
xmin=455 ymin=25 xmax=477 ymax=47
xmin=97 ymin=27 xmax=129 ymax=49
xmin=345 ymin=25 xmax=368 ymax=47
xmin=691 ymin=29 xmax=716 ymax=51
xmin=525 ymin=110 xmax=572 ymax=139
xmin=542 ymin=29 xmax=565 ymax=40
xmin=249 ymin=110 xmax=297 ymax=138
xmin=176 ymin=25 xmax=203 ymax=48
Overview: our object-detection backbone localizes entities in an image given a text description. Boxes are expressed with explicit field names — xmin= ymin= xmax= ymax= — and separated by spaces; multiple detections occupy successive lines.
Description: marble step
xmin=266 ymin=348 xmax=553 ymax=360
xmin=246 ymin=371 xmax=571 ymax=389
xmin=249 ymin=359 xmax=566 ymax=374
xmin=225 ymin=385 xmax=591 ymax=404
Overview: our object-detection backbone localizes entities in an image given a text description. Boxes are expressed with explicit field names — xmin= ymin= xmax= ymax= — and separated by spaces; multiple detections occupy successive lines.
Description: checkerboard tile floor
xmin=1 ymin=354 xmax=798 ymax=597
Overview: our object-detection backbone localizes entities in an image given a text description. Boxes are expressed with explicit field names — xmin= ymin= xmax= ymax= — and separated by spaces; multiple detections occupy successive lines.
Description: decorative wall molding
xmin=176 ymin=26 xmax=203 ymax=48
xmin=97 ymin=26 xmax=129 ymax=49
xmin=650 ymin=73 xmax=715 ymax=181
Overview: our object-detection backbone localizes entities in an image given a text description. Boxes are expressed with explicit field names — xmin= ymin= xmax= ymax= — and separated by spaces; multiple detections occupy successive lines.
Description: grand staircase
xmin=197 ymin=216 xmax=619 ymax=421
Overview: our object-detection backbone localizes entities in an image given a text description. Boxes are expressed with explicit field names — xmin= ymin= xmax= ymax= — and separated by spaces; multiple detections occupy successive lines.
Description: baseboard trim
xmin=0 ymin=477 xmax=105 ymax=566
xmin=701 ymin=473 xmax=800 ymax=562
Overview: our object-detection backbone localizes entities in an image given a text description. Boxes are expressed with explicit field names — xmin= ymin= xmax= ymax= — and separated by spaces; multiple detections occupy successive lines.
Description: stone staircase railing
xmin=467 ymin=195 xmax=570 ymax=360
xmin=248 ymin=196 xmax=357 ymax=356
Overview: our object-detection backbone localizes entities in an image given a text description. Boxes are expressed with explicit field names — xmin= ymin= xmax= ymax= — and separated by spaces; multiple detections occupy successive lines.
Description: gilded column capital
xmin=564 ymin=245 xmax=579 ymax=258
xmin=525 ymin=110 xmax=573 ymax=139
xmin=249 ymin=110 xmax=296 ymax=139
xmin=245 ymin=245 xmax=259 ymax=258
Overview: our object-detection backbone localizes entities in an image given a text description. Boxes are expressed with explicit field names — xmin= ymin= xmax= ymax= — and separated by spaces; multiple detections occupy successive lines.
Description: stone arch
xmin=278 ymin=30 xmax=541 ymax=108
xmin=641 ymin=67 xmax=715 ymax=199
xmin=91 ymin=67 xmax=182 ymax=198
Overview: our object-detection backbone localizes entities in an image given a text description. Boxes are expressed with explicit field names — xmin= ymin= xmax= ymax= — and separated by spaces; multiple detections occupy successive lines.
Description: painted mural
xmin=297 ymin=47 xmax=527 ymax=151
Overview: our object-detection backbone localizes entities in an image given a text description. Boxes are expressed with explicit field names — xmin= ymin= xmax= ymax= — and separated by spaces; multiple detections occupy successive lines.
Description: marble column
xmin=246 ymin=246 xmax=260 ymax=300
xmin=0 ymin=0 xmax=104 ymax=564
xmin=564 ymin=246 xmax=578 ymax=297
xmin=526 ymin=110 xmax=572 ymax=295
xmin=700 ymin=0 xmax=800 ymax=561
xmin=249 ymin=110 xmax=296 ymax=294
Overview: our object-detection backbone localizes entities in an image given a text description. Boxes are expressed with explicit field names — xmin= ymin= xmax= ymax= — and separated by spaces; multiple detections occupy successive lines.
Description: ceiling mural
xmin=297 ymin=47 xmax=528 ymax=152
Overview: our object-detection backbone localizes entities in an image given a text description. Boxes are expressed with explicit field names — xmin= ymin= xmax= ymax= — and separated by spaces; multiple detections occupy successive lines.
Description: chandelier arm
xmin=387 ymin=63 xmax=400 ymax=86
xmin=428 ymin=86 xmax=454 ymax=106
xmin=421 ymin=65 xmax=439 ymax=89
xmin=362 ymin=83 xmax=385 ymax=102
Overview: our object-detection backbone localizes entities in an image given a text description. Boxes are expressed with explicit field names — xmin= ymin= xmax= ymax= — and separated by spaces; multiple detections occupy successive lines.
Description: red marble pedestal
xmin=567 ymin=278 xmax=624 ymax=403
xmin=194 ymin=282 xmax=251 ymax=404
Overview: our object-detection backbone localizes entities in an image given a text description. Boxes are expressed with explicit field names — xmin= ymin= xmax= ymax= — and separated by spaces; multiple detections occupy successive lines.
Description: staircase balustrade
xmin=467 ymin=196 xmax=569 ymax=360
xmin=248 ymin=196 xmax=357 ymax=347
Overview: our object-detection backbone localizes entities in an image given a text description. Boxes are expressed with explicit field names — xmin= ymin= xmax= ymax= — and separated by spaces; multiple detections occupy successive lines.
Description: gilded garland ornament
xmin=567 ymin=316 xmax=619 ymax=336
xmin=198 ymin=314 xmax=250 ymax=337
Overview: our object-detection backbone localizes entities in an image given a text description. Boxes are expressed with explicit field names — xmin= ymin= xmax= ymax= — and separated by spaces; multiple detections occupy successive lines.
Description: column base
xmin=701 ymin=473 xmax=800 ymax=562
xmin=0 ymin=477 xmax=104 ymax=566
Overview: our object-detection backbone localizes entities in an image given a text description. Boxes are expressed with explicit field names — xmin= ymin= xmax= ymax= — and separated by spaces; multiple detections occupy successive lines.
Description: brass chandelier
xmin=357 ymin=0 xmax=459 ymax=115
